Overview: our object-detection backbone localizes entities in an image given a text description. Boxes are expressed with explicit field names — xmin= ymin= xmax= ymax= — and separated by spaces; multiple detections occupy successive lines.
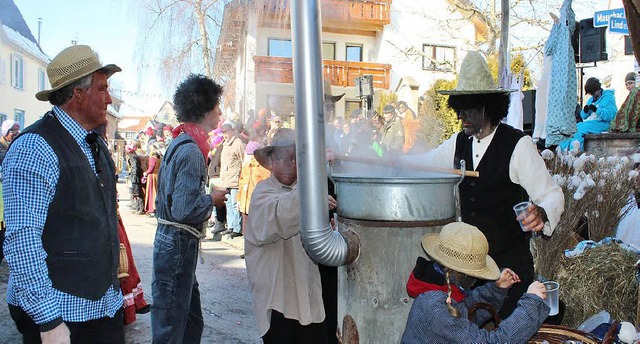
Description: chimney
xmin=37 ymin=18 xmax=42 ymax=45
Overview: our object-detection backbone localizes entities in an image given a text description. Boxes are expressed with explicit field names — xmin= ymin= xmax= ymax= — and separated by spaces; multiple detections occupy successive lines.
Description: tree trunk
xmin=623 ymin=0 xmax=640 ymax=68
xmin=197 ymin=0 xmax=213 ymax=78
xmin=498 ymin=0 xmax=510 ymax=88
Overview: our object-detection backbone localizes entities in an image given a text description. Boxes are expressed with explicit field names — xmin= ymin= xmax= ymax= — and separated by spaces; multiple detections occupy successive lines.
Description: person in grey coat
xmin=151 ymin=74 xmax=228 ymax=343
xmin=401 ymin=222 xmax=549 ymax=344
xmin=380 ymin=104 xmax=404 ymax=154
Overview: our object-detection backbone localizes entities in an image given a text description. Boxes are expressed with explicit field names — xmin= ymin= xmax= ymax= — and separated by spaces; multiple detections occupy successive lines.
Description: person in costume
xmin=414 ymin=51 xmax=564 ymax=318
xmin=151 ymin=74 xmax=228 ymax=343
xmin=245 ymin=129 xmax=338 ymax=343
xmin=4 ymin=44 xmax=124 ymax=343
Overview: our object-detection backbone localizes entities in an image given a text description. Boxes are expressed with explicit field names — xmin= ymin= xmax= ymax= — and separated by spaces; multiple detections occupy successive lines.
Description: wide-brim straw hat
xmin=421 ymin=222 xmax=501 ymax=280
xmin=36 ymin=45 xmax=121 ymax=101
xmin=254 ymin=128 xmax=296 ymax=167
xmin=438 ymin=51 xmax=510 ymax=95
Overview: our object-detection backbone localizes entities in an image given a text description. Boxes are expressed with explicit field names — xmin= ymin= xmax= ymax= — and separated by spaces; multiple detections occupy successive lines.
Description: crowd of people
xmin=0 ymin=39 xmax=638 ymax=344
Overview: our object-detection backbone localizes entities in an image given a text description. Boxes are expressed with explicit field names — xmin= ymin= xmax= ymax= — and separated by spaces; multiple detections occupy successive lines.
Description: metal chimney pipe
xmin=37 ymin=18 xmax=42 ymax=46
xmin=290 ymin=0 xmax=358 ymax=266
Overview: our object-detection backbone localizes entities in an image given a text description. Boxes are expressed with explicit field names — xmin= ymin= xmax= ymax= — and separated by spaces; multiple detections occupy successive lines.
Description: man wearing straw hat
xmin=3 ymin=45 xmax=124 ymax=343
xmin=419 ymin=51 xmax=564 ymax=318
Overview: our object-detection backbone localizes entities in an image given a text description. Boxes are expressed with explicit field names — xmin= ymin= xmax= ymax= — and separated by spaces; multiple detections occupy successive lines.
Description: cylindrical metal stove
xmin=332 ymin=173 xmax=459 ymax=343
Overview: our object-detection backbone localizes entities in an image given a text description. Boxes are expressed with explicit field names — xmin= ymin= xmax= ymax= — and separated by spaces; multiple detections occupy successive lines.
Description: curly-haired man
xmin=151 ymin=74 xmax=228 ymax=343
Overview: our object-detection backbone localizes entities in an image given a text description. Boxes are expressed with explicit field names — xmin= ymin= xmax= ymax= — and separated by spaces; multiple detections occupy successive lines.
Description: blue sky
xmin=13 ymin=0 xmax=165 ymax=114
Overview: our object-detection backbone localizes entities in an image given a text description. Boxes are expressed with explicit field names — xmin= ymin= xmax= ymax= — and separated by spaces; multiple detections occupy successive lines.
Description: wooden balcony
xmin=254 ymin=56 xmax=391 ymax=89
xmin=260 ymin=0 xmax=391 ymax=32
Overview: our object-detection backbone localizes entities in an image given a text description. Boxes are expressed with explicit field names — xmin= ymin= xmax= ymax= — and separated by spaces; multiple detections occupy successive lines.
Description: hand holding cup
xmin=527 ymin=281 xmax=547 ymax=300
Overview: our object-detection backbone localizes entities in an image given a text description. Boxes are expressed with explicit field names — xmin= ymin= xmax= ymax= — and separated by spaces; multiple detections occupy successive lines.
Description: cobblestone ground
xmin=0 ymin=182 xmax=259 ymax=344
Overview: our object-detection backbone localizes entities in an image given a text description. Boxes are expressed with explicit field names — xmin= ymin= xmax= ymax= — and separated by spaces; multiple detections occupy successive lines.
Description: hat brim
xmin=254 ymin=146 xmax=275 ymax=168
xmin=36 ymin=64 xmax=122 ymax=101
xmin=437 ymin=89 xmax=513 ymax=95
xmin=421 ymin=232 xmax=501 ymax=280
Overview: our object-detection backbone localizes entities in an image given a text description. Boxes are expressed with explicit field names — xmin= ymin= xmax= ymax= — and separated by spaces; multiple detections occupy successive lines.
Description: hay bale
xmin=556 ymin=244 xmax=638 ymax=328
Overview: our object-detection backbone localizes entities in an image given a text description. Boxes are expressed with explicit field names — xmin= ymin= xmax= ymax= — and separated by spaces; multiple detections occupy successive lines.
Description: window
xmin=268 ymin=38 xmax=292 ymax=58
xmin=346 ymin=44 xmax=363 ymax=62
xmin=422 ymin=44 xmax=456 ymax=72
xmin=38 ymin=68 xmax=46 ymax=91
xmin=11 ymin=53 xmax=24 ymax=89
xmin=0 ymin=57 xmax=6 ymax=85
xmin=322 ymin=42 xmax=336 ymax=60
xmin=14 ymin=109 xmax=24 ymax=129
xmin=0 ymin=113 xmax=7 ymax=123
xmin=345 ymin=100 xmax=362 ymax=119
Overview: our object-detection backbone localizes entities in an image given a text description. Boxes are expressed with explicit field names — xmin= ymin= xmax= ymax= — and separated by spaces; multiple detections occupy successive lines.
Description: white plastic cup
xmin=543 ymin=281 xmax=559 ymax=316
xmin=513 ymin=201 xmax=531 ymax=231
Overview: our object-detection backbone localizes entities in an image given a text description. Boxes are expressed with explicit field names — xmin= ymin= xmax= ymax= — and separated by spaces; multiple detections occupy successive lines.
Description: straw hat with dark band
xmin=36 ymin=45 xmax=121 ymax=101
xmin=421 ymin=222 xmax=501 ymax=280
xmin=437 ymin=51 xmax=510 ymax=95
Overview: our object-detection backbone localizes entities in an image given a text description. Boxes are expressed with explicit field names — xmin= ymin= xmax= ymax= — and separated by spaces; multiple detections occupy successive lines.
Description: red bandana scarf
xmin=172 ymin=123 xmax=210 ymax=162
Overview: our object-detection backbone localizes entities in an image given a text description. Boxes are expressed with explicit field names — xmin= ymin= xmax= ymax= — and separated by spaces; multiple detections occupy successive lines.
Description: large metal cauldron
xmin=331 ymin=172 xmax=459 ymax=222
xmin=332 ymin=170 xmax=461 ymax=343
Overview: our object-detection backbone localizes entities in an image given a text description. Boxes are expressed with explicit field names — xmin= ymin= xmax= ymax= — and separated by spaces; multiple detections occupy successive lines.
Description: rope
xmin=157 ymin=217 xmax=206 ymax=264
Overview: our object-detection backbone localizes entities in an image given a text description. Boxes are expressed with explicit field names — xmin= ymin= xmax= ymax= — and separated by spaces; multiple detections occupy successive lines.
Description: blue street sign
xmin=593 ymin=8 xmax=625 ymax=28
xmin=609 ymin=17 xmax=629 ymax=34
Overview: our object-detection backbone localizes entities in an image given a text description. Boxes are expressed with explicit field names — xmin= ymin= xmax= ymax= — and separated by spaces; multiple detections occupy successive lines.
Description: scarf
xmin=172 ymin=123 xmax=210 ymax=161
xmin=406 ymin=257 xmax=464 ymax=302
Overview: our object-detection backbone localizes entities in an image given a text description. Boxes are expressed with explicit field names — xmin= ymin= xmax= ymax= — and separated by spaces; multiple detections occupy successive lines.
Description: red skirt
xmin=144 ymin=173 xmax=158 ymax=214
xmin=117 ymin=215 xmax=149 ymax=325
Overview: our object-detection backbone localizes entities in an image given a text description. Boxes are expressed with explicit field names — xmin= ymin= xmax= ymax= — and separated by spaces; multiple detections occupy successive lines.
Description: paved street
xmin=0 ymin=182 xmax=260 ymax=343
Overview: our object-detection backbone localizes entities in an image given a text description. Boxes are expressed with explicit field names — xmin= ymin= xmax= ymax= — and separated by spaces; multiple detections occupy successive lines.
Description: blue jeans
xmin=225 ymin=188 xmax=242 ymax=234
xmin=151 ymin=225 xmax=203 ymax=344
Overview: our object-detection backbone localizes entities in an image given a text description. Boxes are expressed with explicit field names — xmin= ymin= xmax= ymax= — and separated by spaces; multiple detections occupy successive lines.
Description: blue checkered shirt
xmin=3 ymin=106 xmax=122 ymax=327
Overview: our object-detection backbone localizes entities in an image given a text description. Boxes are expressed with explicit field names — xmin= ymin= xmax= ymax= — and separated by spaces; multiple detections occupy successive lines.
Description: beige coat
xmin=245 ymin=175 xmax=324 ymax=336
xmin=219 ymin=136 xmax=245 ymax=188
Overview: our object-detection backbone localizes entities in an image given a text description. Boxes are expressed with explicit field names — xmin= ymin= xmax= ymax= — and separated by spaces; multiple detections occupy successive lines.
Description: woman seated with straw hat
xmin=401 ymin=222 xmax=549 ymax=343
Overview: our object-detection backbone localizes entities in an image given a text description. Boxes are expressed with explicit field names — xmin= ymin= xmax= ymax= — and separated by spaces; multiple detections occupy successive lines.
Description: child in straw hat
xmin=401 ymin=222 xmax=549 ymax=343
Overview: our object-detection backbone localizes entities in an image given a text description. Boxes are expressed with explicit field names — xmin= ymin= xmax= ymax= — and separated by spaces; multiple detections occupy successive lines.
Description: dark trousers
xmin=8 ymin=305 xmax=124 ymax=344
xmin=494 ymin=251 xmax=535 ymax=319
xmin=262 ymin=310 xmax=328 ymax=344
xmin=215 ymin=204 xmax=226 ymax=223
xmin=319 ymin=264 xmax=338 ymax=344
xmin=0 ymin=223 xmax=5 ymax=263
xmin=151 ymin=226 xmax=203 ymax=344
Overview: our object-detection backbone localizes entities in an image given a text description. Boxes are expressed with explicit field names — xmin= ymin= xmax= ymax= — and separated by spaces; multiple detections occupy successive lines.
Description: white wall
xmin=250 ymin=0 xmax=480 ymax=117
xmin=0 ymin=44 xmax=50 ymax=128
xmin=378 ymin=0 xmax=479 ymax=95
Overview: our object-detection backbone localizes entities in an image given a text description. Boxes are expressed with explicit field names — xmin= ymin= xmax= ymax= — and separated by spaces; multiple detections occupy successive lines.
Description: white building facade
xmin=215 ymin=0 xmax=486 ymax=122
xmin=0 ymin=1 xmax=50 ymax=128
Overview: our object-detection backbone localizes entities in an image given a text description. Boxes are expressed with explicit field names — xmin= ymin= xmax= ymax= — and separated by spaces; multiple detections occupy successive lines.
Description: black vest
xmin=454 ymin=124 xmax=529 ymax=263
xmin=16 ymin=113 xmax=119 ymax=300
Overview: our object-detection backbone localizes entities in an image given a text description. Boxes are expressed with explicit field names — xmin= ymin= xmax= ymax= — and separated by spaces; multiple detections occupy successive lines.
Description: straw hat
xmin=36 ymin=45 xmax=121 ymax=101
xmin=421 ymin=222 xmax=500 ymax=280
xmin=438 ymin=51 xmax=509 ymax=95
xmin=254 ymin=128 xmax=295 ymax=167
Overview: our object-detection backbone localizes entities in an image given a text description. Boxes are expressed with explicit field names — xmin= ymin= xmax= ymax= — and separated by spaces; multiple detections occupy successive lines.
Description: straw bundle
xmin=556 ymin=244 xmax=638 ymax=328
xmin=533 ymin=150 xmax=636 ymax=280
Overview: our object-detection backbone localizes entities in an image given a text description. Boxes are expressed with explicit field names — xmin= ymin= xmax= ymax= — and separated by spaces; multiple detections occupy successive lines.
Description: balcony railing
xmin=254 ymin=56 xmax=391 ymax=89
xmin=324 ymin=0 xmax=391 ymax=24
xmin=260 ymin=0 xmax=391 ymax=29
